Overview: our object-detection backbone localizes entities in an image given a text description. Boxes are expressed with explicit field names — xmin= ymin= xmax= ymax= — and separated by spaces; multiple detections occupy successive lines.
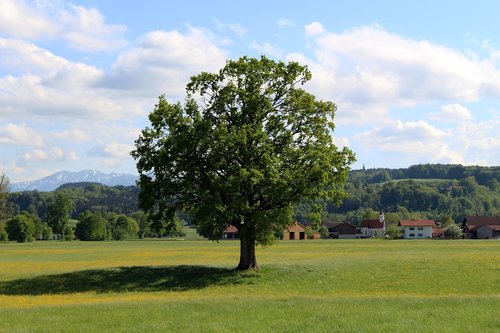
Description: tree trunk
xmin=236 ymin=231 xmax=258 ymax=270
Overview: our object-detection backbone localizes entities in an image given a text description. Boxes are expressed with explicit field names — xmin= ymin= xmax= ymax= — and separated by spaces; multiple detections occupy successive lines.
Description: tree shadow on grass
xmin=0 ymin=265 xmax=251 ymax=295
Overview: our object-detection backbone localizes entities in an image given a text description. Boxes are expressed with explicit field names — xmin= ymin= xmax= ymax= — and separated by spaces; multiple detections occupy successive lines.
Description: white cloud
xmin=293 ymin=23 xmax=500 ymax=126
xmin=103 ymin=28 xmax=228 ymax=97
xmin=59 ymin=5 xmax=127 ymax=52
xmin=251 ymin=41 xmax=284 ymax=58
xmin=213 ymin=18 xmax=247 ymax=35
xmin=0 ymin=123 xmax=43 ymax=146
xmin=430 ymin=104 xmax=473 ymax=122
xmin=22 ymin=147 xmax=78 ymax=162
xmin=0 ymin=0 xmax=58 ymax=39
xmin=355 ymin=120 xmax=464 ymax=164
xmin=304 ymin=21 xmax=326 ymax=37
xmin=52 ymin=128 xmax=91 ymax=143
xmin=277 ymin=18 xmax=295 ymax=27
xmin=88 ymin=142 xmax=135 ymax=159
xmin=0 ymin=0 xmax=127 ymax=52
xmin=0 ymin=38 xmax=139 ymax=120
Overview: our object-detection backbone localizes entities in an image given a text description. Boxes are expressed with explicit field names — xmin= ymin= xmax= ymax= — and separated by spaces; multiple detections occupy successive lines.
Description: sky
xmin=1 ymin=0 xmax=499 ymax=183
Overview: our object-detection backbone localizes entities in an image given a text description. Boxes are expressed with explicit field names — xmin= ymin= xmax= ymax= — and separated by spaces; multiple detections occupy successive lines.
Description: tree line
xmin=1 ymin=182 xmax=183 ymax=242
xmin=1 ymin=165 xmax=499 ymax=243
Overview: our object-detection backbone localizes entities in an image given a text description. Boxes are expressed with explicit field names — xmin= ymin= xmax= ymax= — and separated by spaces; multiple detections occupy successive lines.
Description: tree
xmin=45 ymin=192 xmax=74 ymax=240
xmin=112 ymin=215 xmax=139 ymax=240
xmin=385 ymin=223 xmax=402 ymax=239
xmin=6 ymin=212 xmax=37 ymax=242
xmin=76 ymin=211 xmax=108 ymax=241
xmin=318 ymin=225 xmax=329 ymax=239
xmin=444 ymin=223 xmax=463 ymax=239
xmin=0 ymin=172 xmax=10 ymax=223
xmin=132 ymin=56 xmax=355 ymax=269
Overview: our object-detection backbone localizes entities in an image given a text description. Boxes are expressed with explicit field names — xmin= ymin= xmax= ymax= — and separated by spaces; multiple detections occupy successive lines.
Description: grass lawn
xmin=0 ymin=239 xmax=498 ymax=332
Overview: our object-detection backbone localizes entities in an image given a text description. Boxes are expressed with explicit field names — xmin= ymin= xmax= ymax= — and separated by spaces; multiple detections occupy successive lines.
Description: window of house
xmin=418 ymin=227 xmax=423 ymax=230
xmin=409 ymin=233 xmax=415 ymax=237
xmin=418 ymin=233 xmax=423 ymax=237
xmin=409 ymin=227 xmax=415 ymax=230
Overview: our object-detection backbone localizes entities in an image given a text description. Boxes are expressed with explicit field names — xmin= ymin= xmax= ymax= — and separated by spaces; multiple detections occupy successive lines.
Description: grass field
xmin=0 ymin=239 xmax=498 ymax=332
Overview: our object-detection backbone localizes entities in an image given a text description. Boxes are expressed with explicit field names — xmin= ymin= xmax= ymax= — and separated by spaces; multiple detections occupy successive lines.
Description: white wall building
xmin=398 ymin=220 xmax=436 ymax=239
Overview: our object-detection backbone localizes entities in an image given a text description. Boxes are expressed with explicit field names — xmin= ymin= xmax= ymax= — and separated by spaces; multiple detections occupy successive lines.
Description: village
xmin=223 ymin=214 xmax=500 ymax=240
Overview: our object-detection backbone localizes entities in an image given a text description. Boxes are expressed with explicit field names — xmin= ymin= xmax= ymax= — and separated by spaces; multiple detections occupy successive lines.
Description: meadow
xmin=0 ymin=239 xmax=498 ymax=332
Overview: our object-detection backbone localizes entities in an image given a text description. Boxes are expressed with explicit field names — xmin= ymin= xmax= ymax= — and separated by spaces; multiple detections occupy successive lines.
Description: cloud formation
xmin=0 ymin=0 xmax=127 ymax=51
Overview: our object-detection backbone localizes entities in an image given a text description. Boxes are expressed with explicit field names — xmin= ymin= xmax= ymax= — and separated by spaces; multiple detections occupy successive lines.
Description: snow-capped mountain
xmin=9 ymin=170 xmax=138 ymax=192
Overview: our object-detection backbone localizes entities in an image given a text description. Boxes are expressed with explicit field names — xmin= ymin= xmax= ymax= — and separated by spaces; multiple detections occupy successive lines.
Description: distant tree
xmin=304 ymin=226 xmax=315 ymax=239
xmin=318 ymin=225 xmax=329 ymax=239
xmin=385 ymin=223 xmax=402 ymax=239
xmin=76 ymin=211 xmax=108 ymax=241
xmin=6 ymin=212 xmax=37 ymax=242
xmin=0 ymin=222 xmax=8 ymax=241
xmin=45 ymin=193 xmax=74 ymax=240
xmin=41 ymin=225 xmax=53 ymax=240
xmin=112 ymin=215 xmax=139 ymax=240
xmin=444 ymin=224 xmax=463 ymax=239
xmin=131 ymin=211 xmax=151 ymax=239
xmin=441 ymin=215 xmax=454 ymax=226
xmin=132 ymin=56 xmax=355 ymax=269
xmin=0 ymin=172 xmax=10 ymax=223
xmin=63 ymin=224 xmax=75 ymax=241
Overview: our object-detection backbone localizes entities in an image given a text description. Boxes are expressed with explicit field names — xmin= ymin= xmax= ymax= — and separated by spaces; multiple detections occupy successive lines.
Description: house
xmin=398 ymin=220 xmax=437 ymax=239
xmin=432 ymin=227 xmax=445 ymax=239
xmin=462 ymin=216 xmax=500 ymax=239
xmin=321 ymin=221 xmax=358 ymax=239
xmin=283 ymin=221 xmax=320 ymax=240
xmin=360 ymin=220 xmax=384 ymax=238
xmin=222 ymin=225 xmax=239 ymax=239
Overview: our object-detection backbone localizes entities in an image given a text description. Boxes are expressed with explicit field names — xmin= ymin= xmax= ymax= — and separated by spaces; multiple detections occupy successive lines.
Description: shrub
xmin=444 ymin=224 xmax=463 ymax=239
xmin=76 ymin=211 xmax=108 ymax=241
xmin=63 ymin=224 xmax=74 ymax=241
xmin=318 ymin=225 xmax=330 ymax=239
xmin=7 ymin=213 xmax=36 ymax=242
xmin=385 ymin=223 xmax=402 ymax=239
xmin=0 ymin=226 xmax=7 ymax=241
xmin=112 ymin=215 xmax=139 ymax=240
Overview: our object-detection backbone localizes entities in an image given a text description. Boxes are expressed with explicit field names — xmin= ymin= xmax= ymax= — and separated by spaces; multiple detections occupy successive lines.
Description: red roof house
xmin=398 ymin=220 xmax=437 ymax=239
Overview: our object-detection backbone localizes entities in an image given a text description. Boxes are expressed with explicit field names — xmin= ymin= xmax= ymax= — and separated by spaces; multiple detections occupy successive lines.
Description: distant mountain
xmin=9 ymin=170 xmax=138 ymax=192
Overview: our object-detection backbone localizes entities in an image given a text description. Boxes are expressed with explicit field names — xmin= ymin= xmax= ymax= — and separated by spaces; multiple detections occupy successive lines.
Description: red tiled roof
xmin=224 ymin=225 xmax=238 ymax=233
xmin=361 ymin=220 xmax=384 ymax=229
xmin=398 ymin=219 xmax=437 ymax=227
xmin=432 ymin=227 xmax=444 ymax=235
xmin=465 ymin=216 xmax=500 ymax=226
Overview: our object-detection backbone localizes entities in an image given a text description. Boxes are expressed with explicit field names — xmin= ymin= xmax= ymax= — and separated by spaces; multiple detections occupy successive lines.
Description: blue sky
xmin=1 ymin=0 xmax=499 ymax=183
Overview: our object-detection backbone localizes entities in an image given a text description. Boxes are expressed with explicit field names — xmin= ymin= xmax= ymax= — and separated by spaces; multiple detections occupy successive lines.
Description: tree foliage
xmin=132 ymin=56 xmax=355 ymax=269
xmin=111 ymin=215 xmax=139 ymax=240
xmin=6 ymin=212 xmax=37 ymax=242
xmin=45 ymin=192 xmax=74 ymax=239
xmin=0 ymin=172 xmax=10 ymax=223
xmin=76 ymin=211 xmax=108 ymax=241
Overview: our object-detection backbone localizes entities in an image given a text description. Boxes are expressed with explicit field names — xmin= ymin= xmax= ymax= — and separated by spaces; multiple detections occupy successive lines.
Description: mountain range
xmin=9 ymin=170 xmax=138 ymax=192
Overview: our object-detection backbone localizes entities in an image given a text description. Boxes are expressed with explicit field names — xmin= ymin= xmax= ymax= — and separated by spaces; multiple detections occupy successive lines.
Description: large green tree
xmin=132 ymin=56 xmax=355 ymax=269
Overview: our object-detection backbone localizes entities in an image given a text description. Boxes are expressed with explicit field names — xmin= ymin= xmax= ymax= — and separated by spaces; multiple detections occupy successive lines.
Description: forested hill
xmin=348 ymin=164 xmax=499 ymax=186
xmin=318 ymin=164 xmax=500 ymax=224
xmin=9 ymin=182 xmax=139 ymax=219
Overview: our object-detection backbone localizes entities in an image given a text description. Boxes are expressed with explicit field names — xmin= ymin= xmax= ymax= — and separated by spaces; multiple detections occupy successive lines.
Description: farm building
xmin=283 ymin=221 xmax=320 ymax=240
xmin=321 ymin=221 xmax=358 ymax=239
xmin=462 ymin=216 xmax=500 ymax=239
